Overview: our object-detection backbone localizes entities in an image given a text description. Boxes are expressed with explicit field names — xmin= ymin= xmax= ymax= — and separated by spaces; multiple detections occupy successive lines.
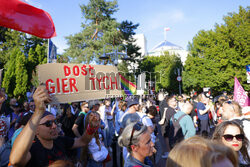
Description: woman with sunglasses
xmin=212 ymin=120 xmax=250 ymax=166
xmin=118 ymin=122 xmax=155 ymax=167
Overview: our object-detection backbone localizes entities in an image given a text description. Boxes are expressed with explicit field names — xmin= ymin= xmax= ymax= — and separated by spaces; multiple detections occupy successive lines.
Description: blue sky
xmin=25 ymin=0 xmax=249 ymax=54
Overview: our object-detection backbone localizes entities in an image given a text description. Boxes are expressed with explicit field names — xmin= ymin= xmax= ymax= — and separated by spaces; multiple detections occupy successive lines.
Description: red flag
xmin=164 ymin=27 xmax=170 ymax=31
xmin=0 ymin=0 xmax=56 ymax=38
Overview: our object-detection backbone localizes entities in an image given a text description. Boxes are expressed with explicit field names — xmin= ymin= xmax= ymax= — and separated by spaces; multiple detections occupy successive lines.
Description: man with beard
xmin=9 ymin=85 xmax=100 ymax=167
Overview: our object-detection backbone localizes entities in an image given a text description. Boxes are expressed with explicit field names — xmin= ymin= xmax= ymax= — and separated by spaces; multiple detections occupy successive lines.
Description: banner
xmin=48 ymin=39 xmax=57 ymax=63
xmin=0 ymin=0 xmax=56 ymax=38
xmin=37 ymin=63 xmax=122 ymax=103
xmin=233 ymin=77 xmax=249 ymax=107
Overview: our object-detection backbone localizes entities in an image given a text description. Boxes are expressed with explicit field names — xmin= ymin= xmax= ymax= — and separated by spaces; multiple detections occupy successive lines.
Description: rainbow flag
xmin=119 ymin=73 xmax=136 ymax=95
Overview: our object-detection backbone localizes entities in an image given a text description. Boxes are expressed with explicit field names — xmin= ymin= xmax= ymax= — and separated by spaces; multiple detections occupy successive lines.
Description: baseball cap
xmin=127 ymin=98 xmax=139 ymax=108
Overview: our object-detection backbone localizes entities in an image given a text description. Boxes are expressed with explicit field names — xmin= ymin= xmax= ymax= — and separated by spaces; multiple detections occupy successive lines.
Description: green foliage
xmin=0 ymin=26 xmax=49 ymax=98
xmin=183 ymin=6 xmax=250 ymax=95
xmin=2 ymin=47 xmax=28 ymax=99
xmin=14 ymin=50 xmax=28 ymax=99
xmin=63 ymin=0 xmax=141 ymax=66
xmin=119 ymin=21 xmax=141 ymax=64
xmin=63 ymin=0 xmax=120 ymax=63
xmin=0 ymin=29 xmax=25 ymax=68
xmin=118 ymin=61 xmax=135 ymax=83
xmin=2 ymin=47 xmax=18 ymax=96
xmin=57 ymin=54 xmax=69 ymax=63
xmin=140 ymin=52 xmax=182 ymax=94
xmin=35 ymin=44 xmax=47 ymax=64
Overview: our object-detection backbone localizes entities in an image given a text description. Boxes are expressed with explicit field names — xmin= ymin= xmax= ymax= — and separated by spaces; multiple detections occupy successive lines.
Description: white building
xmin=133 ymin=34 xmax=147 ymax=57
xmin=148 ymin=40 xmax=189 ymax=65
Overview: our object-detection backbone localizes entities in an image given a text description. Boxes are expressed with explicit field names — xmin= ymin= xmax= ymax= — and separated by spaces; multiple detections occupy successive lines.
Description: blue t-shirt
xmin=197 ymin=102 xmax=208 ymax=120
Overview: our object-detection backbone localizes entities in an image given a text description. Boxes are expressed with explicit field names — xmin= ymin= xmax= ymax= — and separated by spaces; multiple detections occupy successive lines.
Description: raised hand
xmin=33 ymin=85 xmax=52 ymax=114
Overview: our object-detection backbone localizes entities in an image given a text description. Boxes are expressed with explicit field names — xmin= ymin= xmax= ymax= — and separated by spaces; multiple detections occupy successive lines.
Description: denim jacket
xmin=124 ymin=155 xmax=151 ymax=167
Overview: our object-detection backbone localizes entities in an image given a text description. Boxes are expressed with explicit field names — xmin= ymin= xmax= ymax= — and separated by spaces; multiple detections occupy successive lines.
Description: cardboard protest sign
xmin=37 ymin=63 xmax=122 ymax=103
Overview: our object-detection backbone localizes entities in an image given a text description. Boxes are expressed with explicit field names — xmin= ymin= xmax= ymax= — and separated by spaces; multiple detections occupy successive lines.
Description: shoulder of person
xmin=0 ymin=141 xmax=11 ymax=154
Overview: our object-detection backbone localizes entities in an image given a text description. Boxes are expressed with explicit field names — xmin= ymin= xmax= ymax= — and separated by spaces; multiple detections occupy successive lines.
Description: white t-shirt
xmin=136 ymin=112 xmax=156 ymax=143
xmin=137 ymin=112 xmax=153 ymax=127
xmin=99 ymin=105 xmax=106 ymax=123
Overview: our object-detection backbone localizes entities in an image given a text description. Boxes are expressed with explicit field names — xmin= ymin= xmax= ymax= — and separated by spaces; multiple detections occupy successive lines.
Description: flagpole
xmin=164 ymin=27 xmax=170 ymax=42
xmin=47 ymin=39 xmax=49 ymax=64
xmin=164 ymin=30 xmax=167 ymax=41
xmin=47 ymin=39 xmax=51 ymax=112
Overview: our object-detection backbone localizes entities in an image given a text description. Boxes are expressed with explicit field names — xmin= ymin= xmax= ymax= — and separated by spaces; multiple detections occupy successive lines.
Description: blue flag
xmin=247 ymin=65 xmax=250 ymax=84
xmin=48 ymin=39 xmax=57 ymax=63
xmin=246 ymin=65 xmax=250 ymax=72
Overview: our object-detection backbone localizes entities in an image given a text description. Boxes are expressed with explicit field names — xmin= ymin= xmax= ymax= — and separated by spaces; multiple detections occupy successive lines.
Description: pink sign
xmin=233 ymin=77 xmax=249 ymax=107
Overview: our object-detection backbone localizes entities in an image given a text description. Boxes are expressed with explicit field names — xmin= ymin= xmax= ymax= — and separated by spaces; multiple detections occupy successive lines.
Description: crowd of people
xmin=0 ymin=86 xmax=249 ymax=167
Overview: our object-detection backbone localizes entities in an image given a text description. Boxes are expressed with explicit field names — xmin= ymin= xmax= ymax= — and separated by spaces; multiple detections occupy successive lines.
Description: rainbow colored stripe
xmin=119 ymin=74 xmax=136 ymax=95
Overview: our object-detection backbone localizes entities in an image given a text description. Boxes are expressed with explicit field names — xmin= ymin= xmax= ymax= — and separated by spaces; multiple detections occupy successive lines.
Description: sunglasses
xmin=129 ymin=122 xmax=143 ymax=146
xmin=39 ymin=120 xmax=57 ymax=128
xmin=223 ymin=134 xmax=244 ymax=142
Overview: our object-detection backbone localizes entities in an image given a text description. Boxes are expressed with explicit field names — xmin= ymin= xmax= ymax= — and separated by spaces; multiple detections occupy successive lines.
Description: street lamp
xmin=176 ymin=68 xmax=182 ymax=95
xmin=99 ymin=44 xmax=131 ymax=66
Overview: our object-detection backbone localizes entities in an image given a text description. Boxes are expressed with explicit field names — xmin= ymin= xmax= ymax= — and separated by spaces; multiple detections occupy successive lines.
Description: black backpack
xmin=171 ymin=113 xmax=186 ymax=146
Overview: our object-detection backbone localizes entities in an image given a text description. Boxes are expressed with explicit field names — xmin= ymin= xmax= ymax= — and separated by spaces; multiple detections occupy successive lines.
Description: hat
xmin=127 ymin=98 xmax=139 ymax=108
xmin=41 ymin=111 xmax=53 ymax=119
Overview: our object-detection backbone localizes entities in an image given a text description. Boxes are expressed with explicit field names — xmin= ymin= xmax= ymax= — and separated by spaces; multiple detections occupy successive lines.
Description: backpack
xmin=171 ymin=113 xmax=186 ymax=146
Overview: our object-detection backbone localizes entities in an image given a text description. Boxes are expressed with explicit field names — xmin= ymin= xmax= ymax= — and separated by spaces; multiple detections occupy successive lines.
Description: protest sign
xmin=233 ymin=77 xmax=249 ymax=107
xmin=37 ymin=63 xmax=122 ymax=103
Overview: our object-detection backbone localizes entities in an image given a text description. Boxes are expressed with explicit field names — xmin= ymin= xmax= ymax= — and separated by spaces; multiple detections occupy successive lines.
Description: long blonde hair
xmin=166 ymin=136 xmax=238 ymax=167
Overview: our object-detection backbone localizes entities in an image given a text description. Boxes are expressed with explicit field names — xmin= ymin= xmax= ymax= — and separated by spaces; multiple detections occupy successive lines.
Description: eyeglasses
xmin=129 ymin=122 xmax=143 ymax=146
xmin=39 ymin=120 xmax=57 ymax=128
xmin=223 ymin=134 xmax=244 ymax=142
xmin=224 ymin=101 xmax=235 ymax=112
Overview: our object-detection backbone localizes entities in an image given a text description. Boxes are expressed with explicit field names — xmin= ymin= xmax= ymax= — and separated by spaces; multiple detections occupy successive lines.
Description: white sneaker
xmin=161 ymin=152 xmax=169 ymax=158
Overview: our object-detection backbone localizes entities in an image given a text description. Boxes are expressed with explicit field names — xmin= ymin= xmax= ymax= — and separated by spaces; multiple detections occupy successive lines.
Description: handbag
xmin=92 ymin=145 xmax=108 ymax=162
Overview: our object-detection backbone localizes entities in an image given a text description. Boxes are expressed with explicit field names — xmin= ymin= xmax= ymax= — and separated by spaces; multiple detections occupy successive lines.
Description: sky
xmin=25 ymin=0 xmax=249 ymax=54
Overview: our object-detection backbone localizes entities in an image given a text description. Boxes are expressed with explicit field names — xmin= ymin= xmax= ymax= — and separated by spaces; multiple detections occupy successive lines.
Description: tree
xmin=35 ymin=44 xmax=47 ymax=64
xmin=2 ymin=47 xmax=18 ymax=97
xmin=0 ymin=27 xmax=48 ymax=98
xmin=119 ymin=20 xmax=141 ymax=64
xmin=140 ymin=52 xmax=182 ymax=94
xmin=0 ymin=28 xmax=25 ymax=69
xmin=63 ymin=0 xmax=141 ymax=66
xmin=183 ymin=6 xmax=250 ymax=94
xmin=63 ymin=0 xmax=120 ymax=63
xmin=14 ymin=50 xmax=28 ymax=99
